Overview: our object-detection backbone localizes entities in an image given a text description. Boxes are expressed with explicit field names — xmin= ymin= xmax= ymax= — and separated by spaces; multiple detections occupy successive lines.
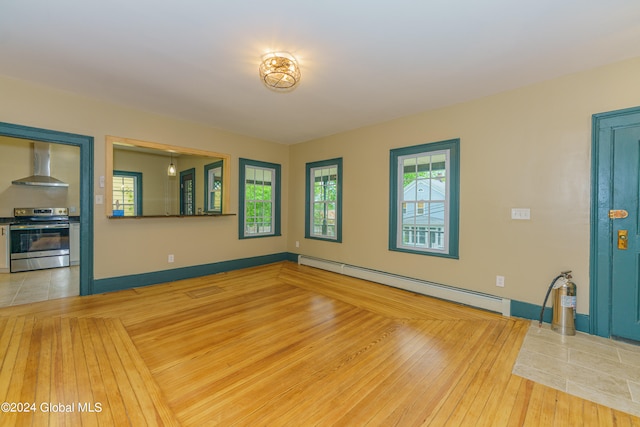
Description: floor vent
xmin=186 ymin=286 xmax=225 ymax=299
xmin=298 ymin=255 xmax=510 ymax=316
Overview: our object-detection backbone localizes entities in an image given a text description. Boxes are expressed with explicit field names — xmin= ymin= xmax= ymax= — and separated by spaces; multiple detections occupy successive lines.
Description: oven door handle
xmin=10 ymin=223 xmax=70 ymax=230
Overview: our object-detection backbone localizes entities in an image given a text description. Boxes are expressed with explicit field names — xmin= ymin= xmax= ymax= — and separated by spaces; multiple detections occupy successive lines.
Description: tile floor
xmin=513 ymin=320 xmax=640 ymax=417
xmin=0 ymin=266 xmax=79 ymax=307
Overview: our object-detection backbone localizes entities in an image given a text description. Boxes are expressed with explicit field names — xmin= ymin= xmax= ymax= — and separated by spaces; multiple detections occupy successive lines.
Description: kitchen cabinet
xmin=70 ymin=222 xmax=80 ymax=265
xmin=0 ymin=224 xmax=8 ymax=272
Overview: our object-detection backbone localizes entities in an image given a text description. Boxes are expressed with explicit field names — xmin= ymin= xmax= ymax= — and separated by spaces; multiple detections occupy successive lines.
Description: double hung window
xmin=305 ymin=158 xmax=342 ymax=242
xmin=239 ymin=159 xmax=281 ymax=238
xmin=389 ymin=139 xmax=459 ymax=258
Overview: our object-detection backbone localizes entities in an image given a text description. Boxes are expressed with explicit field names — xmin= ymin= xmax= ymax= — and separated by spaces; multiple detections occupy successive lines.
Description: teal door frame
xmin=590 ymin=106 xmax=640 ymax=337
xmin=0 ymin=122 xmax=94 ymax=296
xmin=180 ymin=168 xmax=196 ymax=215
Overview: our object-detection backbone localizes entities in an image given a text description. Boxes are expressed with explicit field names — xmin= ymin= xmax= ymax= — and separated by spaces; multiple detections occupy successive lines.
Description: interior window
xmin=112 ymin=171 xmax=142 ymax=216
xmin=205 ymin=161 xmax=223 ymax=213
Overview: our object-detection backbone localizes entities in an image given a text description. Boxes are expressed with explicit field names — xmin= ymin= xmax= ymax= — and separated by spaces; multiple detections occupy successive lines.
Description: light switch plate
xmin=511 ymin=208 xmax=530 ymax=220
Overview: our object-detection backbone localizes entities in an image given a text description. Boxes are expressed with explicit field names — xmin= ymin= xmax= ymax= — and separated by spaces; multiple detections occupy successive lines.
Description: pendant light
xmin=168 ymin=154 xmax=176 ymax=176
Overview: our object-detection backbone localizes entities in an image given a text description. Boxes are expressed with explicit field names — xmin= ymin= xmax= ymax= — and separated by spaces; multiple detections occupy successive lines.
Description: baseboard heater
xmin=298 ymin=255 xmax=510 ymax=316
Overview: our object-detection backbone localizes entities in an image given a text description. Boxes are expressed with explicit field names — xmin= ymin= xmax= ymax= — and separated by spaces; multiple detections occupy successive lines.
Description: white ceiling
xmin=1 ymin=1 xmax=640 ymax=144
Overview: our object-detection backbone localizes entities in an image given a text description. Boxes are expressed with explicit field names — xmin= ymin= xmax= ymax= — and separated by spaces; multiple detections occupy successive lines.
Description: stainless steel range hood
xmin=11 ymin=142 xmax=69 ymax=187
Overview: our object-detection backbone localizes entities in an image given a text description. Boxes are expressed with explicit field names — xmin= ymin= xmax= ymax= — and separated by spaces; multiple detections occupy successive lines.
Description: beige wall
xmin=288 ymin=56 xmax=640 ymax=313
xmin=0 ymin=136 xmax=80 ymax=217
xmin=176 ymin=154 xmax=222 ymax=215
xmin=113 ymin=149 xmax=175 ymax=215
xmin=0 ymin=75 xmax=289 ymax=279
xmin=1 ymin=56 xmax=640 ymax=311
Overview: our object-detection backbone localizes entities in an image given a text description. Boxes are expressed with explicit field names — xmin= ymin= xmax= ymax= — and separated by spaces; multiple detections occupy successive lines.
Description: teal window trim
xmin=389 ymin=139 xmax=459 ymax=259
xmin=204 ymin=160 xmax=223 ymax=213
xmin=239 ymin=158 xmax=282 ymax=239
xmin=305 ymin=158 xmax=343 ymax=243
xmin=113 ymin=170 xmax=143 ymax=216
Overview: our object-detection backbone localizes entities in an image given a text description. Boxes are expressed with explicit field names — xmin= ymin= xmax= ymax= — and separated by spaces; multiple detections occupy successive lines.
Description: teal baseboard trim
xmin=285 ymin=252 xmax=299 ymax=262
xmin=93 ymin=252 xmax=294 ymax=294
xmin=511 ymin=300 xmax=590 ymax=334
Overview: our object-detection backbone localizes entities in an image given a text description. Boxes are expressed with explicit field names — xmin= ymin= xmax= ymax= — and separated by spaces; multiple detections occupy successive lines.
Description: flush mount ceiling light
xmin=259 ymin=52 xmax=301 ymax=91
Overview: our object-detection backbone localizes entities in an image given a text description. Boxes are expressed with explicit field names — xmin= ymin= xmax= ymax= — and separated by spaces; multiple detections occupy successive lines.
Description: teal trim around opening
xmin=304 ymin=157 xmax=343 ymax=243
xmin=93 ymin=252 xmax=294 ymax=294
xmin=511 ymin=300 xmax=590 ymax=333
xmin=238 ymin=158 xmax=282 ymax=239
xmin=590 ymin=105 xmax=640 ymax=338
xmin=0 ymin=121 xmax=94 ymax=295
xmin=389 ymin=138 xmax=460 ymax=259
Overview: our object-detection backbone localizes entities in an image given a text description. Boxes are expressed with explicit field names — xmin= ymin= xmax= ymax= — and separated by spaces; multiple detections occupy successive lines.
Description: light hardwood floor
xmin=0 ymin=261 xmax=638 ymax=426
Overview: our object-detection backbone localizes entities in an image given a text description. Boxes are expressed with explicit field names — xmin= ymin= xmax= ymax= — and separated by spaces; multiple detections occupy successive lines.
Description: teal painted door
xmin=180 ymin=169 xmax=195 ymax=215
xmin=611 ymin=123 xmax=640 ymax=341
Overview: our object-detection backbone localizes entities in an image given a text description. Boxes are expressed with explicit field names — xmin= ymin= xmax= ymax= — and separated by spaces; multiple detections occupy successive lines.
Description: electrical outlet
xmin=168 ymin=254 xmax=174 ymax=263
xmin=496 ymin=275 xmax=505 ymax=287
xmin=295 ymin=241 xmax=300 ymax=248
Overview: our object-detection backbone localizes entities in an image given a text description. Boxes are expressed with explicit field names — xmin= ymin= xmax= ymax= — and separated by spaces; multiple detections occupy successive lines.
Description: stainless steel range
xmin=10 ymin=207 xmax=70 ymax=272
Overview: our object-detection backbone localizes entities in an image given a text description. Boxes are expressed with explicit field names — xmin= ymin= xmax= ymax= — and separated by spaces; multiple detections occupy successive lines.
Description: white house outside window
xmin=389 ymin=139 xmax=459 ymax=258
